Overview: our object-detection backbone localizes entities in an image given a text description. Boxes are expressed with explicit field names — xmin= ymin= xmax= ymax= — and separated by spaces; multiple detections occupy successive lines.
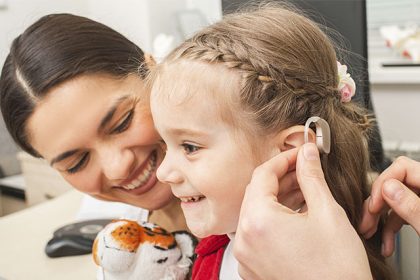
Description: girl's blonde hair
xmin=155 ymin=3 xmax=394 ymax=279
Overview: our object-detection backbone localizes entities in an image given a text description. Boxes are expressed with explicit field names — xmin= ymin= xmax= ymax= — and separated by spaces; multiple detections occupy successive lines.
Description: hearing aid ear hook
xmin=304 ymin=116 xmax=331 ymax=154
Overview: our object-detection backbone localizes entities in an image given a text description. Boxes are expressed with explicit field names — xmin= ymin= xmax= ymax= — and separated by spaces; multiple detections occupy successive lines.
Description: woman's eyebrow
xmin=50 ymin=149 xmax=78 ymax=166
xmin=97 ymin=95 xmax=131 ymax=133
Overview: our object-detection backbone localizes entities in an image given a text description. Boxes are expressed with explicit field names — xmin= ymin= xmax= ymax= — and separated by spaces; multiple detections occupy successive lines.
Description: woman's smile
xmin=116 ymin=150 xmax=158 ymax=195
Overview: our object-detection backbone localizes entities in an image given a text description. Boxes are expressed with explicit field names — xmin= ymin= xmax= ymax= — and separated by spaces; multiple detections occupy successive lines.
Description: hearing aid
xmin=304 ymin=116 xmax=331 ymax=154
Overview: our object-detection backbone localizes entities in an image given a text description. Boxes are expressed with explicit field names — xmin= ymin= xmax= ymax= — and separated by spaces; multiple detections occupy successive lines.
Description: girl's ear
xmin=275 ymin=125 xmax=316 ymax=151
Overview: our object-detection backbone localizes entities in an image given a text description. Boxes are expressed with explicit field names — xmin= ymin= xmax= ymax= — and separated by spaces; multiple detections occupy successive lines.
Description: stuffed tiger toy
xmin=93 ymin=220 xmax=197 ymax=280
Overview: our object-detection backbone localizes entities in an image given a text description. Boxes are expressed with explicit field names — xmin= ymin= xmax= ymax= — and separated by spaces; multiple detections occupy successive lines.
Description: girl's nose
xmin=156 ymin=152 xmax=183 ymax=185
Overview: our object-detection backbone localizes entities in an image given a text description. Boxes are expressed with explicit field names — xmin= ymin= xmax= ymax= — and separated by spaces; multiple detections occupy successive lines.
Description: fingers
xmin=370 ymin=156 xmax=420 ymax=214
xmin=382 ymin=179 xmax=420 ymax=234
xmin=277 ymin=171 xmax=299 ymax=198
xmin=381 ymin=211 xmax=405 ymax=257
xmin=246 ymin=148 xmax=298 ymax=202
xmin=279 ymin=189 xmax=305 ymax=211
xmin=238 ymin=148 xmax=299 ymax=237
xmin=295 ymin=143 xmax=334 ymax=211
xmin=359 ymin=197 xmax=385 ymax=239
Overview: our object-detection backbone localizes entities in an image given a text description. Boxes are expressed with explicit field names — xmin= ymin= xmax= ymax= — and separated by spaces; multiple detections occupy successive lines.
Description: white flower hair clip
xmin=337 ymin=61 xmax=356 ymax=103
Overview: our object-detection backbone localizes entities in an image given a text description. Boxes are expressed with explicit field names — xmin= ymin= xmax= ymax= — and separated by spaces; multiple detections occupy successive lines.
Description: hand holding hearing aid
xmin=234 ymin=119 xmax=372 ymax=280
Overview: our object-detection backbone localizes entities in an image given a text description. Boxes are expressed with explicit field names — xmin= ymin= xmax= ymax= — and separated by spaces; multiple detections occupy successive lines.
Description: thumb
xmin=296 ymin=143 xmax=335 ymax=211
xmin=382 ymin=179 xmax=420 ymax=234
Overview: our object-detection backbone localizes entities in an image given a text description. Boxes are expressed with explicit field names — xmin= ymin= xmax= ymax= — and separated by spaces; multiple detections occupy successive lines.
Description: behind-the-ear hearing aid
xmin=304 ymin=116 xmax=331 ymax=154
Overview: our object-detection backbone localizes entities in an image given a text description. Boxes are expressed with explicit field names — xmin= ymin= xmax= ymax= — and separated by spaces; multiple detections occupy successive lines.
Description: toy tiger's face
xmin=93 ymin=220 xmax=196 ymax=280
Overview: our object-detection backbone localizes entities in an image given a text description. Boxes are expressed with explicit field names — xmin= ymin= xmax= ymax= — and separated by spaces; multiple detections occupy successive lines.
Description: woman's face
xmin=27 ymin=74 xmax=173 ymax=210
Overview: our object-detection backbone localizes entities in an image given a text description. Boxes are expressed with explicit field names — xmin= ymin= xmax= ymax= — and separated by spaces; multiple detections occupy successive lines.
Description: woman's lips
xmin=114 ymin=150 xmax=158 ymax=195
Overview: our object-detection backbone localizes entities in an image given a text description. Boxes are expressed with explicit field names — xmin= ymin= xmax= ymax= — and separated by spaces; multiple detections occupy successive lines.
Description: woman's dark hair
xmin=0 ymin=13 xmax=147 ymax=157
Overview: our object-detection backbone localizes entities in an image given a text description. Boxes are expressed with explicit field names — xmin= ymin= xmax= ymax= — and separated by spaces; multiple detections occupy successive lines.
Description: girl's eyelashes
xmin=181 ymin=143 xmax=201 ymax=155
xmin=111 ymin=109 xmax=134 ymax=134
xmin=66 ymin=152 xmax=90 ymax=174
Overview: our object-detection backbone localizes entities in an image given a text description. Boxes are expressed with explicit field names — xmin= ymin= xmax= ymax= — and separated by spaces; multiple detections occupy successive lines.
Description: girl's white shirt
xmin=220 ymin=233 xmax=243 ymax=280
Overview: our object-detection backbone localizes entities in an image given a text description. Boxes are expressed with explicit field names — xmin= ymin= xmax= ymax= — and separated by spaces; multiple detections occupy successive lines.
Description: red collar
xmin=192 ymin=235 xmax=230 ymax=280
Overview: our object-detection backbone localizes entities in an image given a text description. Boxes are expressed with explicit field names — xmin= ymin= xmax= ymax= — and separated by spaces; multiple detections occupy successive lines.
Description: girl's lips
xmin=179 ymin=196 xmax=207 ymax=209
xmin=178 ymin=195 xmax=205 ymax=203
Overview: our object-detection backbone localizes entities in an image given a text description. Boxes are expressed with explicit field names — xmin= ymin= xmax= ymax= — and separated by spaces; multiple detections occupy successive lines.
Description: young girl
xmin=150 ymin=4 xmax=395 ymax=280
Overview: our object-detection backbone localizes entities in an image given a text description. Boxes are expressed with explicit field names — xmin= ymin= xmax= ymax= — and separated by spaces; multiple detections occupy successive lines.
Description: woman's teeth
xmin=179 ymin=196 xmax=204 ymax=203
xmin=122 ymin=153 xmax=157 ymax=190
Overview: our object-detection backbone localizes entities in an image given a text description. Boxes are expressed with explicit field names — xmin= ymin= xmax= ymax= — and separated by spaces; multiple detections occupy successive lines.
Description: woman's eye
xmin=181 ymin=143 xmax=201 ymax=155
xmin=111 ymin=110 xmax=134 ymax=134
xmin=66 ymin=153 xmax=90 ymax=174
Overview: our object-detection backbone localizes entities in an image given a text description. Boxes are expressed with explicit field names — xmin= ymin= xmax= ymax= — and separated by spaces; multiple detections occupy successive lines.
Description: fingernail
xmin=383 ymin=180 xmax=404 ymax=201
xmin=303 ymin=144 xmax=319 ymax=161
xmin=381 ymin=243 xmax=385 ymax=256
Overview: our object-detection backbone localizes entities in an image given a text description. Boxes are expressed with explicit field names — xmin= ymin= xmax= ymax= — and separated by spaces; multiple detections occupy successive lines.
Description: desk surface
xmin=0 ymin=190 xmax=96 ymax=280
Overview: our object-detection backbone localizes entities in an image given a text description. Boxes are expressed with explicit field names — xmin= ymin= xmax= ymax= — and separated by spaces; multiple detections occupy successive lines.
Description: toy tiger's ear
xmin=171 ymin=231 xmax=198 ymax=279
xmin=173 ymin=231 xmax=198 ymax=261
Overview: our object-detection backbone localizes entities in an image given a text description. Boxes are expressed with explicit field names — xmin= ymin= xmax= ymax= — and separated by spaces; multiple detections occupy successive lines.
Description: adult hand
xmin=360 ymin=156 xmax=420 ymax=257
xmin=234 ymin=143 xmax=372 ymax=280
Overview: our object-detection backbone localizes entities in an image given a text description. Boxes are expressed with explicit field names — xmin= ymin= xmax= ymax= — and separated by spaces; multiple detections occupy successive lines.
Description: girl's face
xmin=27 ymin=74 xmax=173 ymax=210
xmin=151 ymin=61 xmax=271 ymax=238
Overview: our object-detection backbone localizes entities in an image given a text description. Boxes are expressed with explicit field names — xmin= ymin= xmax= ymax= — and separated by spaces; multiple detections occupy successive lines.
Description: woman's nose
xmin=156 ymin=153 xmax=183 ymax=185
xmin=99 ymin=146 xmax=135 ymax=182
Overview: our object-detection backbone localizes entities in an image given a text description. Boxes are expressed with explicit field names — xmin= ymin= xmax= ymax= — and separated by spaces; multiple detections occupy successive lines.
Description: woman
xmin=0 ymin=14 xmax=186 ymax=231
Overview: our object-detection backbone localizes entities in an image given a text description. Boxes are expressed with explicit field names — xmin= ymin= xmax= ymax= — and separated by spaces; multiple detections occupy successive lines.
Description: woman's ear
xmin=275 ymin=125 xmax=316 ymax=151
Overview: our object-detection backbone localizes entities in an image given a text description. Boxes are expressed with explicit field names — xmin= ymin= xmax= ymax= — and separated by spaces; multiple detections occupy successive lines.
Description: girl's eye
xmin=111 ymin=109 xmax=134 ymax=134
xmin=67 ymin=152 xmax=90 ymax=174
xmin=181 ymin=143 xmax=201 ymax=155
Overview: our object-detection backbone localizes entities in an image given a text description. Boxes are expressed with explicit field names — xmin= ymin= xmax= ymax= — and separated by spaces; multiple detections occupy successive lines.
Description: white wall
xmin=371 ymin=83 xmax=420 ymax=143
xmin=0 ymin=0 xmax=90 ymax=65
xmin=86 ymin=0 xmax=222 ymax=54
xmin=86 ymin=0 xmax=153 ymax=52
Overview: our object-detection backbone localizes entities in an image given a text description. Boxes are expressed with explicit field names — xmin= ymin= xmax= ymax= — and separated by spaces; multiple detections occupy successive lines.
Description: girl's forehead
xmin=152 ymin=59 xmax=240 ymax=104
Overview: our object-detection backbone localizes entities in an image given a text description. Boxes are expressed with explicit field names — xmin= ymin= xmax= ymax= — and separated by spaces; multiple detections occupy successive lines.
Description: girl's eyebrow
xmin=97 ymin=95 xmax=131 ymax=133
xmin=168 ymin=128 xmax=207 ymax=138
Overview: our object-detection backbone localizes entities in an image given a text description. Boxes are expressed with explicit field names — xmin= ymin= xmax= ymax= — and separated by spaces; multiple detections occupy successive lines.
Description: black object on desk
xmin=382 ymin=63 xmax=420 ymax=67
xmin=45 ymin=219 xmax=112 ymax=258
